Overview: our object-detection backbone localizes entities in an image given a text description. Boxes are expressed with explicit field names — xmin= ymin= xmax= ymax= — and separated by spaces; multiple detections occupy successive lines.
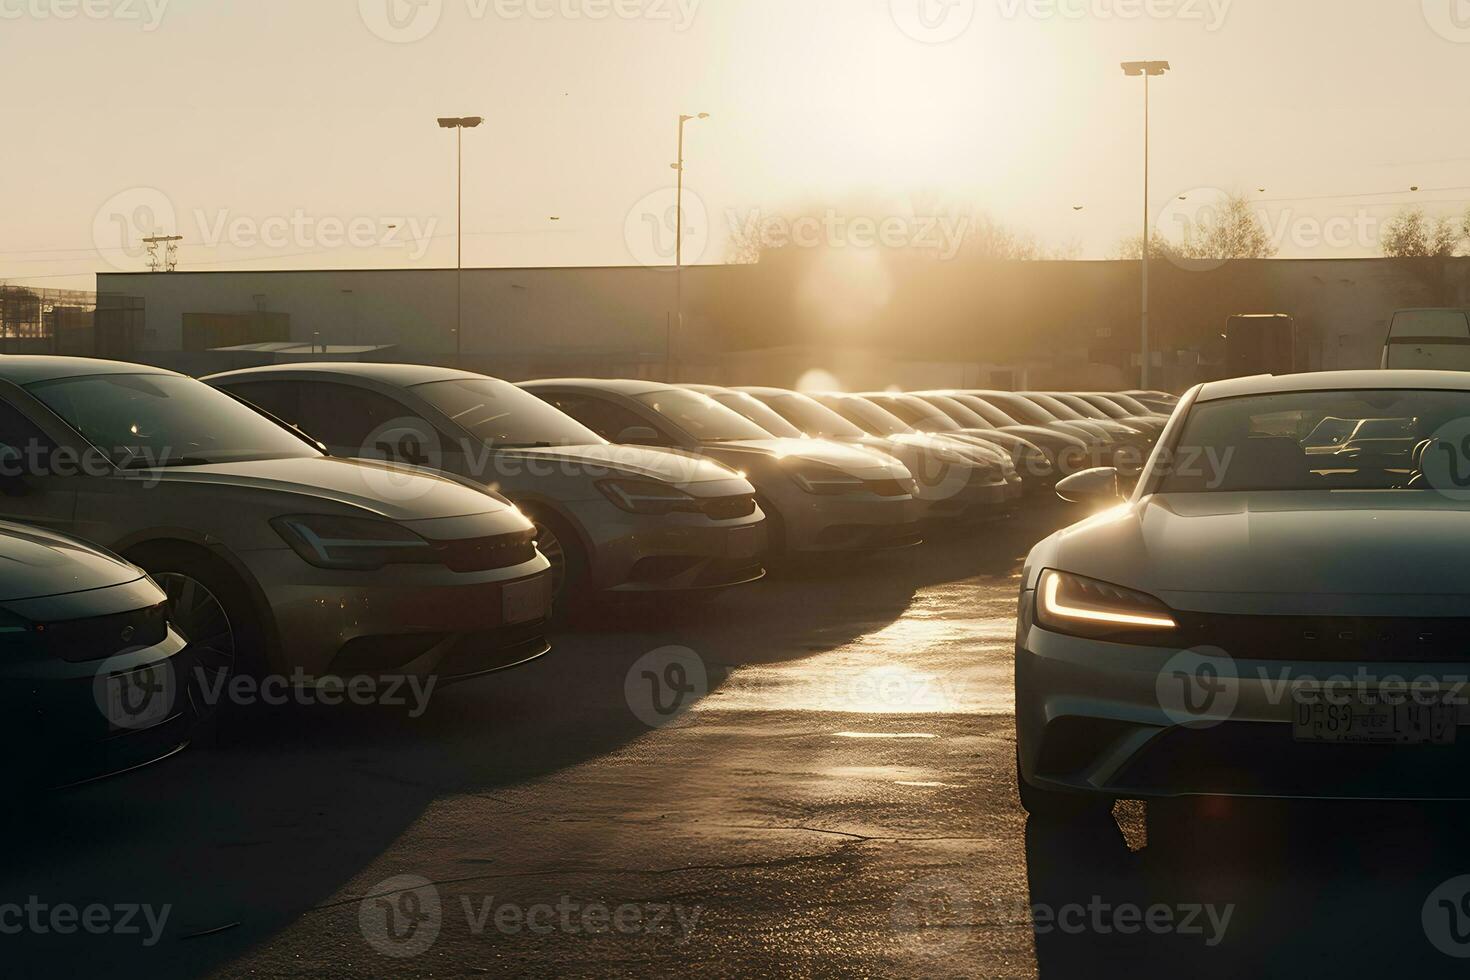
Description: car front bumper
xmin=1016 ymin=593 xmax=1470 ymax=801
xmin=778 ymin=491 xmax=925 ymax=553
xmin=240 ymin=549 xmax=553 ymax=681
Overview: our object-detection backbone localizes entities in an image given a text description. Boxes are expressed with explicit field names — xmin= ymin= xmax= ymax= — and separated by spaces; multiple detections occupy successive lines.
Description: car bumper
xmin=562 ymin=497 xmax=768 ymax=594
xmin=1016 ymin=596 xmax=1470 ymax=801
xmin=780 ymin=493 xmax=925 ymax=553
xmin=916 ymin=476 xmax=1012 ymax=522
xmin=240 ymin=549 xmax=554 ymax=680
xmin=3 ymin=629 xmax=197 ymax=789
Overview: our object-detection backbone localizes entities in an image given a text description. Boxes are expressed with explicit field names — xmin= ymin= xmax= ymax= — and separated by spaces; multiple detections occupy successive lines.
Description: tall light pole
xmin=438 ymin=116 xmax=483 ymax=364
xmin=1121 ymin=61 xmax=1168 ymax=389
xmin=669 ymin=112 xmax=709 ymax=382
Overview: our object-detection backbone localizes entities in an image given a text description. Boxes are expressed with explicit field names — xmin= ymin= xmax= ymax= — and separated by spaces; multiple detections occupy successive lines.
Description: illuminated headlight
xmin=1035 ymin=569 xmax=1177 ymax=638
xmin=273 ymin=515 xmax=434 ymax=571
xmin=787 ymin=462 xmax=867 ymax=495
xmin=597 ymin=478 xmax=700 ymax=515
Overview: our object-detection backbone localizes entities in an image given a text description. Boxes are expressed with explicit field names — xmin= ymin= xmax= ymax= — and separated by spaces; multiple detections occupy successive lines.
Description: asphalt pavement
xmin=6 ymin=500 xmax=1470 ymax=978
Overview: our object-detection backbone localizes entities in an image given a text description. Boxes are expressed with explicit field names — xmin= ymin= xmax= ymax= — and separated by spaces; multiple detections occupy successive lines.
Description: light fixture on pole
xmin=438 ymin=115 xmax=484 ymax=364
xmin=668 ymin=111 xmax=709 ymax=381
xmin=1121 ymin=60 xmax=1168 ymax=389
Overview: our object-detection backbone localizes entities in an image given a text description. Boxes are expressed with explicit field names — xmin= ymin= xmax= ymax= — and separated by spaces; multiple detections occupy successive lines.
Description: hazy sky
xmin=7 ymin=0 xmax=1470 ymax=289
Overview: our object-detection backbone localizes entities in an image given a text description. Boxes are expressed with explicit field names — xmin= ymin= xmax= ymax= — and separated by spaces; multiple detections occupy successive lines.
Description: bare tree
xmin=1381 ymin=207 xmax=1462 ymax=258
xmin=1184 ymin=193 xmax=1278 ymax=260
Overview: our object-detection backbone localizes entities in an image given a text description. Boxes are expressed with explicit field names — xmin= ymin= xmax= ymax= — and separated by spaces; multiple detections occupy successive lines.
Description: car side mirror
xmin=615 ymin=426 xmax=662 ymax=446
xmin=1055 ymin=466 xmax=1121 ymax=504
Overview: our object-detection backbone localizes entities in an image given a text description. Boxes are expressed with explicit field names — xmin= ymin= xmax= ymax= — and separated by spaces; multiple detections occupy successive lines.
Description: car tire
xmin=1016 ymin=748 xmax=1114 ymax=819
xmin=523 ymin=507 xmax=589 ymax=613
xmin=754 ymin=495 xmax=786 ymax=556
xmin=128 ymin=543 xmax=267 ymax=741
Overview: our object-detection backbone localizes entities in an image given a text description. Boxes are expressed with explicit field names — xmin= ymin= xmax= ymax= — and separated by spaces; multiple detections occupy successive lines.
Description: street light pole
xmin=670 ymin=112 xmax=709 ymax=382
xmin=1121 ymin=61 xmax=1168 ymax=390
xmin=438 ymin=116 xmax=483 ymax=365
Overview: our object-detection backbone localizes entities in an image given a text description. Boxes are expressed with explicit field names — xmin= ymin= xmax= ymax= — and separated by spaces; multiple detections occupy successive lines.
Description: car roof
xmin=1197 ymin=370 xmax=1470 ymax=402
xmin=205 ymin=362 xmax=480 ymax=387
xmin=0 ymin=356 xmax=179 ymax=385
xmin=518 ymin=378 xmax=671 ymax=396
xmin=735 ymin=386 xmax=795 ymax=397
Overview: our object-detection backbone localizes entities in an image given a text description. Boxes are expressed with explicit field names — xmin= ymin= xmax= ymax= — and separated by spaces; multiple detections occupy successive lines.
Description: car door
xmin=0 ymin=394 xmax=81 ymax=533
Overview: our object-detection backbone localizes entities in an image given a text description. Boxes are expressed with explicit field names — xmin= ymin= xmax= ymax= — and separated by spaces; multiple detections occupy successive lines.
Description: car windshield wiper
xmin=121 ymin=454 xmax=216 ymax=469
xmin=490 ymin=441 xmax=555 ymax=449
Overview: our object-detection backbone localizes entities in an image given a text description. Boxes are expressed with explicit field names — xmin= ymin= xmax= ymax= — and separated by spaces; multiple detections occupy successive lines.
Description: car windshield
xmin=821 ymin=396 xmax=912 ymax=436
xmin=1106 ymin=393 xmax=1156 ymax=416
xmin=1079 ymin=395 xmax=1132 ymax=420
xmin=980 ymin=393 xmax=1055 ymax=425
xmin=636 ymin=389 xmax=772 ymax=443
xmin=1029 ymin=394 xmax=1088 ymax=421
xmin=415 ymin=377 xmax=604 ymax=448
xmin=1158 ymin=389 xmax=1460 ymax=493
xmin=921 ymin=395 xmax=993 ymax=430
xmin=881 ymin=396 xmax=962 ymax=432
xmin=954 ymin=395 xmax=1023 ymax=428
xmin=759 ymin=393 xmax=867 ymax=439
xmin=708 ymin=392 xmax=803 ymax=438
xmin=30 ymin=373 xmax=320 ymax=468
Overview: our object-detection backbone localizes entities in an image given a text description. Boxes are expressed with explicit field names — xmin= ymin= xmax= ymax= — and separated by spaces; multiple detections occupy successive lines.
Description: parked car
xmin=1122 ymin=390 xmax=1180 ymax=414
xmin=855 ymin=392 xmax=1053 ymax=489
xmin=0 ymin=357 xmax=552 ymax=691
xmin=700 ymin=385 xmax=1012 ymax=522
xmin=960 ymin=390 xmax=1117 ymax=447
xmin=0 ymin=522 xmax=197 ymax=788
xmin=1046 ymin=393 xmax=1164 ymax=439
xmin=207 ymin=364 xmax=767 ymax=603
xmin=911 ymin=391 xmax=1094 ymax=477
xmin=1077 ymin=392 xmax=1171 ymax=423
xmin=1017 ymin=393 xmax=1154 ymax=452
xmin=1018 ymin=370 xmax=1470 ymax=816
xmin=521 ymin=380 xmax=924 ymax=553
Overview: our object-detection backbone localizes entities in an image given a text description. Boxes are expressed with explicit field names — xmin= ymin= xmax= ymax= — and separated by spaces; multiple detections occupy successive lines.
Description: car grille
xmin=864 ymin=479 xmax=911 ymax=498
xmin=701 ymin=494 xmax=757 ymax=520
xmin=1168 ymin=611 xmax=1470 ymax=662
xmin=45 ymin=602 xmax=171 ymax=664
xmin=431 ymin=530 xmax=538 ymax=573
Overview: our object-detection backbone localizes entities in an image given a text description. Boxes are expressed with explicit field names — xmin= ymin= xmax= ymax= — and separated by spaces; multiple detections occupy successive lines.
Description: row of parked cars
xmin=0 ymin=353 xmax=1176 ymax=787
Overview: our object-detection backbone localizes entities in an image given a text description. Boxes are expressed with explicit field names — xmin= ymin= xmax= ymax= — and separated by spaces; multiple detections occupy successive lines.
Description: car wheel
xmin=753 ymin=495 xmax=786 ymax=555
xmin=1016 ymin=748 xmax=1114 ymax=819
xmin=525 ymin=508 xmax=588 ymax=610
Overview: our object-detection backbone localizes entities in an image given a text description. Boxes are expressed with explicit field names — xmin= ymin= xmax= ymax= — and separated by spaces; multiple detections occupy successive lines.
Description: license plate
xmin=102 ymin=664 xmax=175 ymax=733
xmin=725 ymin=525 xmax=760 ymax=559
xmin=502 ymin=577 xmax=548 ymax=624
xmin=1293 ymin=693 xmax=1457 ymax=745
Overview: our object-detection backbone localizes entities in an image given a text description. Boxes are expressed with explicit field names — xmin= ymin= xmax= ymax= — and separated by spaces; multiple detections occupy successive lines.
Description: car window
xmin=415 ymin=378 xmax=604 ymax=448
xmin=1388 ymin=310 xmax=1470 ymax=339
xmin=893 ymin=396 xmax=961 ymax=431
xmin=761 ymin=393 xmax=867 ymax=439
xmin=282 ymin=382 xmax=432 ymax=455
xmin=635 ymin=389 xmax=771 ymax=443
xmin=819 ymin=396 xmax=908 ymax=436
xmin=1029 ymin=395 xmax=1086 ymax=420
xmin=222 ymin=380 xmax=304 ymax=427
xmin=30 ymin=373 xmax=319 ymax=468
xmin=1159 ymin=389 xmax=1462 ymax=493
xmin=0 ymin=399 xmax=60 ymax=475
xmin=709 ymin=392 xmax=801 ymax=438
xmin=540 ymin=394 xmax=672 ymax=445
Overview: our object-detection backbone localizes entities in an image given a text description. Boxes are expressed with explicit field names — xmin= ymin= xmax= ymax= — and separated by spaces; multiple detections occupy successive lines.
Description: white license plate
xmin=725 ymin=525 xmax=760 ymax=559
xmin=1293 ymin=694 xmax=1457 ymax=745
xmin=502 ymin=577 xmax=548 ymax=624
xmin=103 ymin=664 xmax=175 ymax=732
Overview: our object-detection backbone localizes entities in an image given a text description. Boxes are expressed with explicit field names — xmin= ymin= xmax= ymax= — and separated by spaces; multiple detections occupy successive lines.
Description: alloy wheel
xmin=154 ymin=572 xmax=237 ymax=682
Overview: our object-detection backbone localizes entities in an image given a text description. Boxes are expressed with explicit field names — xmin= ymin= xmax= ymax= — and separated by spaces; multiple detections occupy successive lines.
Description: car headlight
xmin=597 ymin=479 xmax=700 ymax=516
xmin=272 ymin=515 xmax=435 ymax=571
xmin=787 ymin=462 xmax=868 ymax=495
xmin=1035 ymin=569 xmax=1176 ymax=638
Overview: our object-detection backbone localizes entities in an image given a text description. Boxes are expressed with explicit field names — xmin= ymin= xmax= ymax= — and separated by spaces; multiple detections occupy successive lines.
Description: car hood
xmin=0 ymin=522 xmax=142 ymax=601
xmin=503 ymin=444 xmax=739 ymax=485
xmin=1001 ymin=425 xmax=1089 ymax=448
xmin=711 ymin=439 xmax=911 ymax=479
xmin=145 ymin=456 xmax=513 ymax=522
xmin=1047 ymin=491 xmax=1470 ymax=615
